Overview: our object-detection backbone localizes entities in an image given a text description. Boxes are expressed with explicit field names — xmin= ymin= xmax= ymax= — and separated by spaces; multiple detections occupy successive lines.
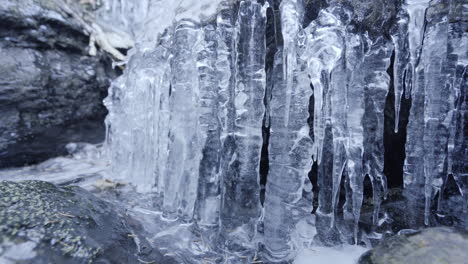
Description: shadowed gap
xmin=259 ymin=2 xmax=282 ymax=205
xmin=384 ymin=49 xmax=412 ymax=189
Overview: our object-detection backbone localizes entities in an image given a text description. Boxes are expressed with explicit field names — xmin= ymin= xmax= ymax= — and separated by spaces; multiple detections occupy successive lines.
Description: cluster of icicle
xmin=103 ymin=0 xmax=467 ymax=262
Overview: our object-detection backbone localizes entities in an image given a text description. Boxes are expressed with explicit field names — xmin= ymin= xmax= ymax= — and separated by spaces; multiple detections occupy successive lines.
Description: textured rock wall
xmin=0 ymin=0 xmax=117 ymax=168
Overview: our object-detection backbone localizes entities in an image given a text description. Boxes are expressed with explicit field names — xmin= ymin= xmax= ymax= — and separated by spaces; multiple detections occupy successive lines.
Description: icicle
xmin=219 ymin=0 xmax=267 ymax=244
xmin=216 ymin=1 xmax=236 ymax=141
xmin=390 ymin=11 xmax=409 ymax=133
xmin=389 ymin=0 xmax=430 ymax=131
xmin=329 ymin=53 xmax=348 ymax=229
xmin=194 ymin=24 xmax=222 ymax=226
xmin=403 ymin=0 xmax=451 ymax=226
xmin=263 ymin=0 xmax=314 ymax=260
xmin=421 ymin=3 xmax=450 ymax=226
xmin=363 ymin=37 xmax=393 ymax=225
xmin=280 ymin=0 xmax=301 ymax=127
xmin=302 ymin=4 xmax=350 ymax=244
xmin=103 ymin=28 xmax=172 ymax=193
xmin=405 ymin=0 xmax=431 ymax=99
xmin=162 ymin=20 xmax=202 ymax=220
xmin=302 ymin=7 xmax=346 ymax=164
xmin=344 ymin=32 xmax=369 ymax=243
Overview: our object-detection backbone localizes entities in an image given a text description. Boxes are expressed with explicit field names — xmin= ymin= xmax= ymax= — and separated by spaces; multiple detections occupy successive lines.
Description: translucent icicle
xmin=280 ymin=0 xmax=301 ymax=127
xmin=390 ymin=10 xmax=409 ymax=132
xmin=194 ymin=24 xmax=222 ymax=226
xmin=405 ymin=0 xmax=431 ymax=99
xmin=219 ymin=0 xmax=267 ymax=244
xmin=301 ymin=4 xmax=349 ymax=244
xmin=302 ymin=8 xmax=346 ymax=164
xmin=344 ymin=33 xmax=368 ymax=243
xmin=163 ymin=20 xmax=202 ymax=220
xmin=363 ymin=37 xmax=393 ymax=226
xmin=263 ymin=1 xmax=313 ymax=260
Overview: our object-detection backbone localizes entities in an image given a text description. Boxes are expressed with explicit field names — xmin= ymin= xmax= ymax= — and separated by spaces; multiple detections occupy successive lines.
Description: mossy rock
xmin=0 ymin=180 xmax=139 ymax=264
xmin=358 ymin=227 xmax=468 ymax=264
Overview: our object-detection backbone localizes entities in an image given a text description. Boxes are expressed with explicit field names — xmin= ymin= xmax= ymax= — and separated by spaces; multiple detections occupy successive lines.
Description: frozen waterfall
xmin=102 ymin=0 xmax=467 ymax=262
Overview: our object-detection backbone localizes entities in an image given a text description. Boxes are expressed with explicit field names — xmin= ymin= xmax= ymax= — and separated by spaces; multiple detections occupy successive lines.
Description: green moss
xmin=0 ymin=181 xmax=100 ymax=263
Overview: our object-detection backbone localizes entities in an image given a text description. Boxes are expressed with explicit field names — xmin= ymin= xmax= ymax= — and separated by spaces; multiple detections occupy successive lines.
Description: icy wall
xmin=103 ymin=0 xmax=467 ymax=262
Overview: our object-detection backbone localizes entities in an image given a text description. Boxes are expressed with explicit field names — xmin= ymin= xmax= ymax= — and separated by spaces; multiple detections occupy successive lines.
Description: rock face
xmin=0 ymin=0 xmax=117 ymax=168
xmin=358 ymin=227 xmax=468 ymax=264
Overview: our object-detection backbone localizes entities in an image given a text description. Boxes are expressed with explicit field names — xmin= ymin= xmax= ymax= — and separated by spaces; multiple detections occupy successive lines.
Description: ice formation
xmin=102 ymin=0 xmax=467 ymax=262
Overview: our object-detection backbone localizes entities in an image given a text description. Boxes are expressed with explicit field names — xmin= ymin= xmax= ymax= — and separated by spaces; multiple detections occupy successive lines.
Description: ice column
xmin=263 ymin=0 xmax=314 ymax=261
xmin=405 ymin=0 xmax=431 ymax=99
xmin=219 ymin=0 xmax=267 ymax=245
xmin=301 ymin=5 xmax=347 ymax=243
xmin=303 ymin=6 xmax=347 ymax=164
xmin=342 ymin=32 xmax=369 ymax=242
xmin=404 ymin=1 xmax=452 ymax=225
xmin=104 ymin=32 xmax=172 ymax=193
xmin=362 ymin=37 xmax=393 ymax=226
xmin=390 ymin=10 xmax=409 ymax=133
xmin=448 ymin=0 xmax=468 ymax=209
xmin=390 ymin=0 xmax=430 ymax=131
xmin=194 ymin=24 xmax=222 ymax=226
xmin=163 ymin=20 xmax=202 ymax=220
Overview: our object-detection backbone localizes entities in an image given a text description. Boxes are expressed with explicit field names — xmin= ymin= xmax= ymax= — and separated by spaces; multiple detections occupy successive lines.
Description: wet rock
xmin=0 ymin=180 xmax=180 ymax=264
xmin=358 ymin=227 xmax=468 ymax=264
xmin=0 ymin=0 xmax=118 ymax=168
xmin=0 ymin=180 xmax=139 ymax=264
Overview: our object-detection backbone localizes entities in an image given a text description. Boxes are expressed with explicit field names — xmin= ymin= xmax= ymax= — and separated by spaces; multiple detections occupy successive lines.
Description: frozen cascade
xmin=100 ymin=0 xmax=467 ymax=262
xmin=300 ymin=2 xmax=393 ymax=244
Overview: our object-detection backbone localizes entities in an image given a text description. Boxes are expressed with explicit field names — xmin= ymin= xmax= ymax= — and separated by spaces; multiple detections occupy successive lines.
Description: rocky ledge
xmin=358 ymin=227 xmax=468 ymax=264
xmin=0 ymin=0 xmax=118 ymax=168
xmin=0 ymin=180 xmax=177 ymax=264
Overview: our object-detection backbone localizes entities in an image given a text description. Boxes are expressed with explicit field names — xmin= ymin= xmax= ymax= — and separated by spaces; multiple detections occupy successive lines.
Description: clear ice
xmin=101 ymin=0 xmax=468 ymax=262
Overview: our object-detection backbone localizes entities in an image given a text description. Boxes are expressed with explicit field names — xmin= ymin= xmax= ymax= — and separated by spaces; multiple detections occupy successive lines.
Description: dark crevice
xmin=414 ymin=8 xmax=429 ymax=70
xmin=259 ymin=4 xmax=281 ymax=206
xmin=359 ymin=174 xmax=375 ymax=231
xmin=309 ymin=162 xmax=319 ymax=213
xmin=302 ymin=0 xmax=329 ymax=28
xmin=384 ymin=49 xmax=412 ymax=189
xmin=307 ymin=81 xmax=317 ymax=213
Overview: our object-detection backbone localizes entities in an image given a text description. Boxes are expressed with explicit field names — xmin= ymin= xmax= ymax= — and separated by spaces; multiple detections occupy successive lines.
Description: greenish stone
xmin=358 ymin=227 xmax=468 ymax=264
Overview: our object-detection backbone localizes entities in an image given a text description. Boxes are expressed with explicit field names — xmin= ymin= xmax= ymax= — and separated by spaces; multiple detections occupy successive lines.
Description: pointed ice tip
xmin=394 ymin=109 xmax=400 ymax=133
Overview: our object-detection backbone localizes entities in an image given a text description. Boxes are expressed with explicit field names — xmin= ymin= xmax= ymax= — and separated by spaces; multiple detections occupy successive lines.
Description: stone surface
xmin=0 ymin=180 xmax=137 ymax=263
xmin=0 ymin=0 xmax=117 ymax=168
xmin=358 ymin=227 xmax=468 ymax=264
xmin=0 ymin=180 xmax=178 ymax=264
